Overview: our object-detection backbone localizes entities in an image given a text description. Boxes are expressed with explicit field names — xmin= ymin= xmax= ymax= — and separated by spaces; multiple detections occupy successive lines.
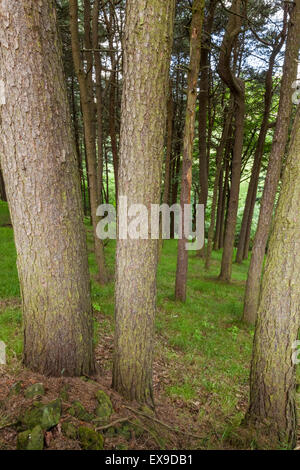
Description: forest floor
xmin=0 ymin=200 xmax=299 ymax=451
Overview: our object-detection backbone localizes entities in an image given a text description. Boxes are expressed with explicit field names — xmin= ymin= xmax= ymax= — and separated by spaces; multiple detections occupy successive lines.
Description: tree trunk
xmin=0 ymin=0 xmax=94 ymax=376
xmin=205 ymin=102 xmax=233 ymax=269
xmin=102 ymin=2 xmax=119 ymax=202
xmin=236 ymin=28 xmax=286 ymax=263
xmin=198 ymin=0 xmax=217 ymax=257
xmin=170 ymin=149 xmax=181 ymax=239
xmin=175 ymin=0 xmax=205 ymax=302
xmin=245 ymin=105 xmax=300 ymax=449
xmin=213 ymin=167 xmax=224 ymax=251
xmin=219 ymin=150 xmax=230 ymax=250
xmin=70 ymin=0 xmax=108 ymax=284
xmin=92 ymin=0 xmax=104 ymax=205
xmin=218 ymin=0 xmax=245 ymax=282
xmin=163 ymin=82 xmax=174 ymax=207
xmin=243 ymin=1 xmax=300 ymax=324
xmin=112 ymin=0 xmax=175 ymax=405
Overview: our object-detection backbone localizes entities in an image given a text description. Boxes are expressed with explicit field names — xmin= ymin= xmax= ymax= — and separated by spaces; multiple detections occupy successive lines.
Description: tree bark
xmin=0 ymin=0 xmax=94 ymax=376
xmin=218 ymin=0 xmax=245 ymax=281
xmin=112 ymin=0 xmax=175 ymax=405
xmin=245 ymin=105 xmax=300 ymax=448
xmin=243 ymin=1 xmax=300 ymax=324
xmin=175 ymin=0 xmax=205 ymax=302
xmin=70 ymin=0 xmax=108 ymax=284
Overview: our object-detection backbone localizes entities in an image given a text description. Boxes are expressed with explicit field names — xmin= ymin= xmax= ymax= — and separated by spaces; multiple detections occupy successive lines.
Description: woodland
xmin=0 ymin=0 xmax=299 ymax=452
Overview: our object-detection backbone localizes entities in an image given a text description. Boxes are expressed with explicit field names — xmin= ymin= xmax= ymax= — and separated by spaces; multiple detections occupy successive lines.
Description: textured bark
xmin=205 ymin=102 xmax=233 ymax=269
xmin=218 ymin=0 xmax=245 ymax=281
xmin=245 ymin=105 xmax=300 ymax=448
xmin=243 ymin=1 xmax=300 ymax=324
xmin=112 ymin=0 xmax=175 ymax=404
xmin=175 ymin=0 xmax=205 ymax=302
xmin=70 ymin=0 xmax=108 ymax=284
xmin=0 ymin=0 xmax=94 ymax=376
xmin=236 ymin=28 xmax=286 ymax=264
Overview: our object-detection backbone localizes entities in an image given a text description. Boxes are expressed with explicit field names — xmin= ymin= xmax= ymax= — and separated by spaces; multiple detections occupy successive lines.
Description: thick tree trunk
xmin=70 ymin=0 xmax=108 ymax=284
xmin=245 ymin=105 xmax=300 ymax=448
xmin=0 ymin=0 xmax=94 ymax=376
xmin=112 ymin=0 xmax=175 ymax=405
xmin=175 ymin=0 xmax=205 ymax=302
xmin=243 ymin=1 xmax=300 ymax=324
xmin=218 ymin=0 xmax=245 ymax=281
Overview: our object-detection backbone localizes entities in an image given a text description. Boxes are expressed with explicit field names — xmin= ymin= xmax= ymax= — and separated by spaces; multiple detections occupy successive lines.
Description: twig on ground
xmin=124 ymin=405 xmax=204 ymax=440
xmin=95 ymin=417 xmax=129 ymax=431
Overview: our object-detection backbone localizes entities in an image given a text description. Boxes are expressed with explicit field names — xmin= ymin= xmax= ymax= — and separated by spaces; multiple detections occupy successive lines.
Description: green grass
xmin=0 ymin=202 xmax=255 ymax=447
xmin=0 ymin=201 xmax=11 ymax=227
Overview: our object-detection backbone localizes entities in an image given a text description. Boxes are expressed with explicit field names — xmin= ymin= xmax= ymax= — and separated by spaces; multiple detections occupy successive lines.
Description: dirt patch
xmin=0 ymin=298 xmax=21 ymax=312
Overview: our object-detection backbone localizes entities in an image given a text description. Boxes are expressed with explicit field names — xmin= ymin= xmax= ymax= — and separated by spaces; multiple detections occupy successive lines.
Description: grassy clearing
xmin=0 ymin=202 xmax=257 ymax=447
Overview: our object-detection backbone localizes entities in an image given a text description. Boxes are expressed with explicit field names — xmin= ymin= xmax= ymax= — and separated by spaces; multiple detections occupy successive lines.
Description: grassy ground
xmin=0 ymin=201 xmax=266 ymax=449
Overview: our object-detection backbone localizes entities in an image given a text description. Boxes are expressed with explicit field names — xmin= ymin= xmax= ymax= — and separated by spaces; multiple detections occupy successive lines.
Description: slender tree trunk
xmin=70 ymin=0 xmax=108 ymax=284
xmin=159 ymin=81 xmax=174 ymax=254
xmin=198 ymin=0 xmax=217 ymax=257
xmin=163 ymin=82 xmax=174 ymax=207
xmin=170 ymin=149 xmax=181 ymax=239
xmin=219 ymin=150 xmax=230 ymax=250
xmin=213 ymin=167 xmax=224 ymax=250
xmin=243 ymin=1 xmax=300 ymax=324
xmin=92 ymin=0 xmax=104 ymax=205
xmin=245 ymin=105 xmax=300 ymax=448
xmin=112 ymin=0 xmax=175 ymax=405
xmin=205 ymin=102 xmax=233 ymax=269
xmin=242 ymin=185 xmax=256 ymax=260
xmin=71 ymin=74 xmax=85 ymax=210
xmin=175 ymin=0 xmax=205 ymax=302
xmin=102 ymin=2 xmax=119 ymax=202
xmin=236 ymin=29 xmax=286 ymax=263
xmin=218 ymin=0 xmax=245 ymax=282
xmin=0 ymin=0 xmax=94 ymax=376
